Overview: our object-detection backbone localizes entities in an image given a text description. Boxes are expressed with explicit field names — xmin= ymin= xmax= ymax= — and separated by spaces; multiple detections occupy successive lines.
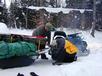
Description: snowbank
xmin=0 ymin=22 xmax=10 ymax=34
xmin=10 ymin=28 xmax=33 ymax=36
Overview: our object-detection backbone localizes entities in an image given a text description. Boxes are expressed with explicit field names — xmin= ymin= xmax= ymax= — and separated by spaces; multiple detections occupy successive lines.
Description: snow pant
xmin=0 ymin=56 xmax=34 ymax=69
xmin=34 ymin=38 xmax=48 ymax=59
xmin=56 ymin=50 xmax=77 ymax=63
xmin=52 ymin=46 xmax=77 ymax=63
xmin=63 ymin=53 xmax=77 ymax=62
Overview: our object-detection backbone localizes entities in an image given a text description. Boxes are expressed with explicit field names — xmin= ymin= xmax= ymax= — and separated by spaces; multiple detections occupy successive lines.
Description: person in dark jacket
xmin=51 ymin=31 xmax=78 ymax=64
xmin=32 ymin=21 xmax=55 ymax=59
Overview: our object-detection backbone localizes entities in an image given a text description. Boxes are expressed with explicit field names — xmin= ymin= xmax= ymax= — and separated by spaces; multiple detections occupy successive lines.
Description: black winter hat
xmin=54 ymin=31 xmax=67 ymax=39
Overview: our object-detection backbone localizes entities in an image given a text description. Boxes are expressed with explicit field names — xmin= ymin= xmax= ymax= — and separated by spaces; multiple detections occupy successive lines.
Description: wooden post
xmin=38 ymin=39 xmax=41 ymax=51
xmin=91 ymin=0 xmax=96 ymax=37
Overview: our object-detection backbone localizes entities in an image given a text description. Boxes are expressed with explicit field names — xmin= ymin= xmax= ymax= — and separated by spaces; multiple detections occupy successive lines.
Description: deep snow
xmin=0 ymin=23 xmax=102 ymax=76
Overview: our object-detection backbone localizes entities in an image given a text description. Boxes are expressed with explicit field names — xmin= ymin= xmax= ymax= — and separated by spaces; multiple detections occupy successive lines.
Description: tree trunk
xmin=91 ymin=0 xmax=96 ymax=37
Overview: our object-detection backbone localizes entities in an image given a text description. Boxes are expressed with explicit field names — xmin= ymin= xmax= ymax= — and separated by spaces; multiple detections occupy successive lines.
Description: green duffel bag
xmin=0 ymin=41 xmax=9 ymax=59
xmin=0 ymin=41 xmax=37 ymax=59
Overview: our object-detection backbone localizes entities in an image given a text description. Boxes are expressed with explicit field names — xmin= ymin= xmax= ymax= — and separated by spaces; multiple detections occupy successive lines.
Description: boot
xmin=17 ymin=73 xmax=24 ymax=76
xmin=30 ymin=72 xmax=39 ymax=76
xmin=41 ymin=53 xmax=48 ymax=59
xmin=52 ymin=61 xmax=62 ymax=65
xmin=74 ymin=56 xmax=77 ymax=61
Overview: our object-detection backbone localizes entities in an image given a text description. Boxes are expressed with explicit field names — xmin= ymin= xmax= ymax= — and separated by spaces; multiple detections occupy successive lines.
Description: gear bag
xmin=0 ymin=41 xmax=37 ymax=59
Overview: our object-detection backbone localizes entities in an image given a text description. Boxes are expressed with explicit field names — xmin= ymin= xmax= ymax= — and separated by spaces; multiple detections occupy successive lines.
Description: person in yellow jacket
xmin=51 ymin=31 xmax=78 ymax=64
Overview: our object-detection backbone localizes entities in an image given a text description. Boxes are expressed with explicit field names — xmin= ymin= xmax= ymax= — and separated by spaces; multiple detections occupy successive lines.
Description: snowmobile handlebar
xmin=68 ymin=32 xmax=82 ymax=37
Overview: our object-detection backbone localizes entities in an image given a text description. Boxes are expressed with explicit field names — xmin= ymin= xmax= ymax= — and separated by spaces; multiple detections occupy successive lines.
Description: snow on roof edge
xmin=28 ymin=6 xmax=93 ymax=13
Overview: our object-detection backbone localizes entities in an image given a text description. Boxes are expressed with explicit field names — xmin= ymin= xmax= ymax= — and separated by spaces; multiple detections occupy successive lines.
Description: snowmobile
xmin=67 ymin=32 xmax=90 ymax=57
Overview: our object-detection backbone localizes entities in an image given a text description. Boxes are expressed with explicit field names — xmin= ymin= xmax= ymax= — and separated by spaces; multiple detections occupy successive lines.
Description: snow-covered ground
xmin=0 ymin=23 xmax=102 ymax=76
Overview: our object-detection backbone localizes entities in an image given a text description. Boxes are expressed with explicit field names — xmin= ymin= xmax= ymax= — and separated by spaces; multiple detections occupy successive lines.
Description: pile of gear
xmin=0 ymin=30 xmax=89 ymax=68
xmin=0 ymin=34 xmax=37 ymax=69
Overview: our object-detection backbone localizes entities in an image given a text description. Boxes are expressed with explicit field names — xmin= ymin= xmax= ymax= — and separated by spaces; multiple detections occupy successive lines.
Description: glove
xmin=50 ymin=40 xmax=57 ymax=46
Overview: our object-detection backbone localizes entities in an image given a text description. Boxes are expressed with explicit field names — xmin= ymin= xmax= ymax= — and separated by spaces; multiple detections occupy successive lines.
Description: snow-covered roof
xmin=28 ymin=6 xmax=93 ymax=14
xmin=0 ymin=22 xmax=10 ymax=34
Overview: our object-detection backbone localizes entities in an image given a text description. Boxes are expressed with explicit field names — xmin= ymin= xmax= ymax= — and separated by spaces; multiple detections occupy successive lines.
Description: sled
xmin=0 ymin=34 xmax=50 ymax=69
xmin=67 ymin=33 xmax=90 ymax=57
xmin=0 ymin=34 xmax=50 ymax=58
